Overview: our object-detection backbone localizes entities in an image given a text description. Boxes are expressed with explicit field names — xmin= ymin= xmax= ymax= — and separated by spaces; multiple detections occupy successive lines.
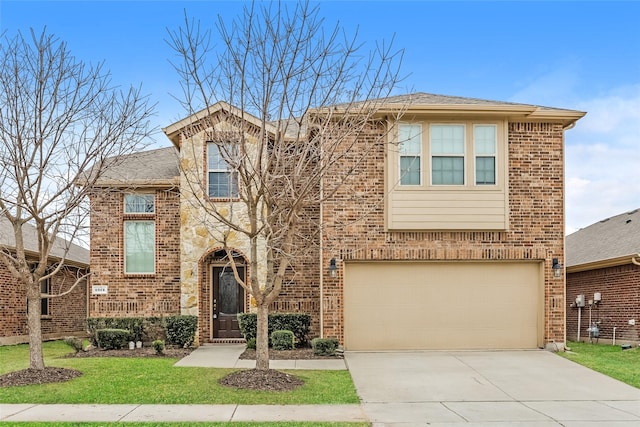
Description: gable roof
xmin=0 ymin=216 xmax=89 ymax=267
xmin=93 ymin=146 xmax=179 ymax=187
xmin=163 ymin=92 xmax=586 ymax=146
xmin=566 ymin=209 xmax=640 ymax=271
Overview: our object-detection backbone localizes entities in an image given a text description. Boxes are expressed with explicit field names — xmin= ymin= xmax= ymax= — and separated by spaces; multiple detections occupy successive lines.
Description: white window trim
xmin=124 ymin=194 xmax=155 ymax=214
xmin=398 ymin=123 xmax=423 ymax=186
xmin=207 ymin=142 xmax=239 ymax=199
xmin=429 ymin=123 xmax=467 ymax=186
xmin=123 ymin=220 xmax=156 ymax=275
xmin=473 ymin=124 xmax=498 ymax=186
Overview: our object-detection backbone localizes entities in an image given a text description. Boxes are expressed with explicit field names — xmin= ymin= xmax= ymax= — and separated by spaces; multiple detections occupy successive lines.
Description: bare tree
xmin=0 ymin=29 xmax=154 ymax=370
xmin=169 ymin=1 xmax=404 ymax=370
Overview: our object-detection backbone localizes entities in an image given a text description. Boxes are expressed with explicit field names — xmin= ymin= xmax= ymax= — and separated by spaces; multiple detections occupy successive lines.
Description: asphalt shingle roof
xmin=95 ymin=146 xmax=179 ymax=185
xmin=566 ymin=209 xmax=640 ymax=267
xmin=0 ymin=216 xmax=89 ymax=266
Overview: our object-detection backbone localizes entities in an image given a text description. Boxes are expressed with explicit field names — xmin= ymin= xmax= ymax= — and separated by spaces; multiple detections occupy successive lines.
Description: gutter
xmin=567 ymin=253 xmax=640 ymax=273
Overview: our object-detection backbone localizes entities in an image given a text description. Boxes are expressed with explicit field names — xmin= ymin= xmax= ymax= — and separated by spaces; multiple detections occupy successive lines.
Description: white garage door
xmin=344 ymin=261 xmax=542 ymax=350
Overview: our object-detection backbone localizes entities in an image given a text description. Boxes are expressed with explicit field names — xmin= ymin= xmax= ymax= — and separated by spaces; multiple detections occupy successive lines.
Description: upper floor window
xmin=207 ymin=142 xmax=239 ymax=198
xmin=124 ymin=194 xmax=155 ymax=214
xmin=431 ymin=125 xmax=465 ymax=185
xmin=474 ymin=125 xmax=497 ymax=185
xmin=398 ymin=124 xmax=422 ymax=186
xmin=394 ymin=121 xmax=500 ymax=188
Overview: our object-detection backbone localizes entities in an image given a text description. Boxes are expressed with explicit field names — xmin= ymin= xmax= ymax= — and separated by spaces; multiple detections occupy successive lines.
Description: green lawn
xmin=0 ymin=341 xmax=359 ymax=405
xmin=559 ymin=341 xmax=640 ymax=388
xmin=0 ymin=424 xmax=368 ymax=427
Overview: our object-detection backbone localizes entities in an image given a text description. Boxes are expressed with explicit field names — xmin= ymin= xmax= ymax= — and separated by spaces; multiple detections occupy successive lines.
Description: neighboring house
xmin=0 ymin=217 xmax=89 ymax=345
xmin=89 ymin=92 xmax=585 ymax=350
xmin=566 ymin=209 xmax=640 ymax=344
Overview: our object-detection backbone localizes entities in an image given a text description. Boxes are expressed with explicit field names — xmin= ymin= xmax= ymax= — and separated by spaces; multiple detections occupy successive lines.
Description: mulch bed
xmin=240 ymin=348 xmax=343 ymax=360
xmin=0 ymin=367 xmax=82 ymax=388
xmin=219 ymin=368 xmax=304 ymax=391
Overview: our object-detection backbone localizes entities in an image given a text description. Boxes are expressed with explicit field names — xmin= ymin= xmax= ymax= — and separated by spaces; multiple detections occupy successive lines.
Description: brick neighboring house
xmin=566 ymin=209 xmax=640 ymax=344
xmin=0 ymin=217 xmax=89 ymax=345
xmin=89 ymin=92 xmax=585 ymax=350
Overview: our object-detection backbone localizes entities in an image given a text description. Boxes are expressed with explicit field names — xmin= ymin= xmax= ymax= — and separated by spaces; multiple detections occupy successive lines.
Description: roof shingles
xmin=566 ymin=209 xmax=640 ymax=267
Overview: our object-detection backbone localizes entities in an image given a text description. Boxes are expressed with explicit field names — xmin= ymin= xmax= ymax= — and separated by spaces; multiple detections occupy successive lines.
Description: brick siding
xmin=567 ymin=264 xmax=640 ymax=343
xmin=89 ymin=188 xmax=181 ymax=318
xmin=0 ymin=261 xmax=87 ymax=344
xmin=321 ymin=121 xmax=566 ymax=345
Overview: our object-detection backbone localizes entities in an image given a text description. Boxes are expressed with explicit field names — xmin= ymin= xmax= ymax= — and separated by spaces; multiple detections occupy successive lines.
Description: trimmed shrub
xmin=246 ymin=337 xmax=257 ymax=350
xmin=64 ymin=336 xmax=83 ymax=352
xmin=86 ymin=317 xmax=145 ymax=344
xmin=165 ymin=315 xmax=197 ymax=348
xmin=311 ymin=337 xmax=339 ymax=356
xmin=237 ymin=313 xmax=311 ymax=347
xmin=152 ymin=339 xmax=165 ymax=355
xmin=96 ymin=328 xmax=131 ymax=350
xmin=271 ymin=330 xmax=294 ymax=350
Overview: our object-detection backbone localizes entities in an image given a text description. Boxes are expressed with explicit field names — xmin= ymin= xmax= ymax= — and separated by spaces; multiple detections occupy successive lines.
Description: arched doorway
xmin=200 ymin=249 xmax=248 ymax=342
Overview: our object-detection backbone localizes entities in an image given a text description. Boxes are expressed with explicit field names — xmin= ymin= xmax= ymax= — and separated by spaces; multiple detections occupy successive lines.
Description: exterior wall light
xmin=552 ymin=258 xmax=563 ymax=279
xmin=328 ymin=257 xmax=337 ymax=278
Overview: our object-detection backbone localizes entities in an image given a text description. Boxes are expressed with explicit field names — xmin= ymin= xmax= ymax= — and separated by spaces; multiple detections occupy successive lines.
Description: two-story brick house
xmin=89 ymin=92 xmax=584 ymax=350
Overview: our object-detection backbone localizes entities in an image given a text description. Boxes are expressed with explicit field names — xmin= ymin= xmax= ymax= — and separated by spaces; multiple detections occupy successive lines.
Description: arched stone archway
xmin=198 ymin=248 xmax=250 ymax=343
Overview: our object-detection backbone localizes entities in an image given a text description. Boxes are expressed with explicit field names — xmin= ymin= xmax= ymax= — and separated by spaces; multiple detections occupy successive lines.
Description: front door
xmin=213 ymin=266 xmax=245 ymax=338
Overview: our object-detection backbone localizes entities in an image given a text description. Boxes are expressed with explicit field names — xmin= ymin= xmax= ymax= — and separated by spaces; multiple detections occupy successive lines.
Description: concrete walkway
xmin=0 ymin=403 xmax=366 ymax=423
xmin=174 ymin=343 xmax=348 ymax=370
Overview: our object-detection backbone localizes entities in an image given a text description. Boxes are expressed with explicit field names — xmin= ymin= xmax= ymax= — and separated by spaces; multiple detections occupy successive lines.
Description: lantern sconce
xmin=552 ymin=258 xmax=563 ymax=279
xmin=328 ymin=257 xmax=338 ymax=278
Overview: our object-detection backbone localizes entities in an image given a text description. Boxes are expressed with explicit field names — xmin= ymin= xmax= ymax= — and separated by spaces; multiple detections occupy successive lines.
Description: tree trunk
xmin=27 ymin=294 xmax=45 ymax=370
xmin=255 ymin=303 xmax=270 ymax=370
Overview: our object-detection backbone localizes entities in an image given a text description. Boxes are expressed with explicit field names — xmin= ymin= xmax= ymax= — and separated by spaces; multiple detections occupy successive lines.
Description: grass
xmin=0 ymin=424 xmax=369 ymax=427
xmin=559 ymin=341 xmax=640 ymax=388
xmin=0 ymin=341 xmax=359 ymax=405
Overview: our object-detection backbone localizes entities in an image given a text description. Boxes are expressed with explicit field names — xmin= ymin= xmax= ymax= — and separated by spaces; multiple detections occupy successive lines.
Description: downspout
xmin=632 ymin=253 xmax=640 ymax=266
xmin=318 ymin=131 xmax=325 ymax=339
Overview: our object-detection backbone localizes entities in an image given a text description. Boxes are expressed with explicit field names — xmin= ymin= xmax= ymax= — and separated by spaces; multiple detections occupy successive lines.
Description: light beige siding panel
xmin=387 ymin=191 xmax=508 ymax=231
xmin=343 ymin=261 xmax=541 ymax=350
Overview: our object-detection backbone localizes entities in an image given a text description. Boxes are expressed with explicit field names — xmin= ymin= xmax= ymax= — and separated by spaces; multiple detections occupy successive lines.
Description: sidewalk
xmin=0 ymin=403 xmax=367 ymax=423
xmin=0 ymin=345 xmax=361 ymax=423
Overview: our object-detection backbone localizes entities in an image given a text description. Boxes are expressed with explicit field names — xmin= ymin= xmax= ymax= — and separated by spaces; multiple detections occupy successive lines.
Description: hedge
xmin=237 ymin=313 xmax=311 ymax=346
xmin=96 ymin=328 xmax=130 ymax=350
xmin=86 ymin=316 xmax=197 ymax=348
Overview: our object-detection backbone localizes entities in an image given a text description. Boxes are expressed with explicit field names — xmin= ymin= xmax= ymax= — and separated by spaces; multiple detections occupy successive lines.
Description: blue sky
xmin=2 ymin=1 xmax=639 ymax=233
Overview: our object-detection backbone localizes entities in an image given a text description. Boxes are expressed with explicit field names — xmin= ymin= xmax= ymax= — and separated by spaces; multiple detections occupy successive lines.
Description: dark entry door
xmin=213 ymin=267 xmax=245 ymax=338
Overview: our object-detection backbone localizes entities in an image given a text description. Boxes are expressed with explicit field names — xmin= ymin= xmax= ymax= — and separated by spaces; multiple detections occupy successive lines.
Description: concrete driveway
xmin=345 ymin=350 xmax=640 ymax=426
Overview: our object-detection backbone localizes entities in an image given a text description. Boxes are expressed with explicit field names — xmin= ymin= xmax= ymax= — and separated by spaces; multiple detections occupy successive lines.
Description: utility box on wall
xmin=575 ymin=294 xmax=585 ymax=308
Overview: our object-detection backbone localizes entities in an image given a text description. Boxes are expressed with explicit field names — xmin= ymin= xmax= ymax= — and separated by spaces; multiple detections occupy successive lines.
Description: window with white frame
xmin=431 ymin=124 xmax=465 ymax=185
xmin=124 ymin=221 xmax=155 ymax=274
xmin=124 ymin=194 xmax=155 ymax=213
xmin=398 ymin=124 xmax=422 ymax=186
xmin=207 ymin=142 xmax=239 ymax=198
xmin=474 ymin=125 xmax=497 ymax=185
xmin=394 ymin=121 xmax=501 ymax=188
xmin=123 ymin=193 xmax=155 ymax=274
